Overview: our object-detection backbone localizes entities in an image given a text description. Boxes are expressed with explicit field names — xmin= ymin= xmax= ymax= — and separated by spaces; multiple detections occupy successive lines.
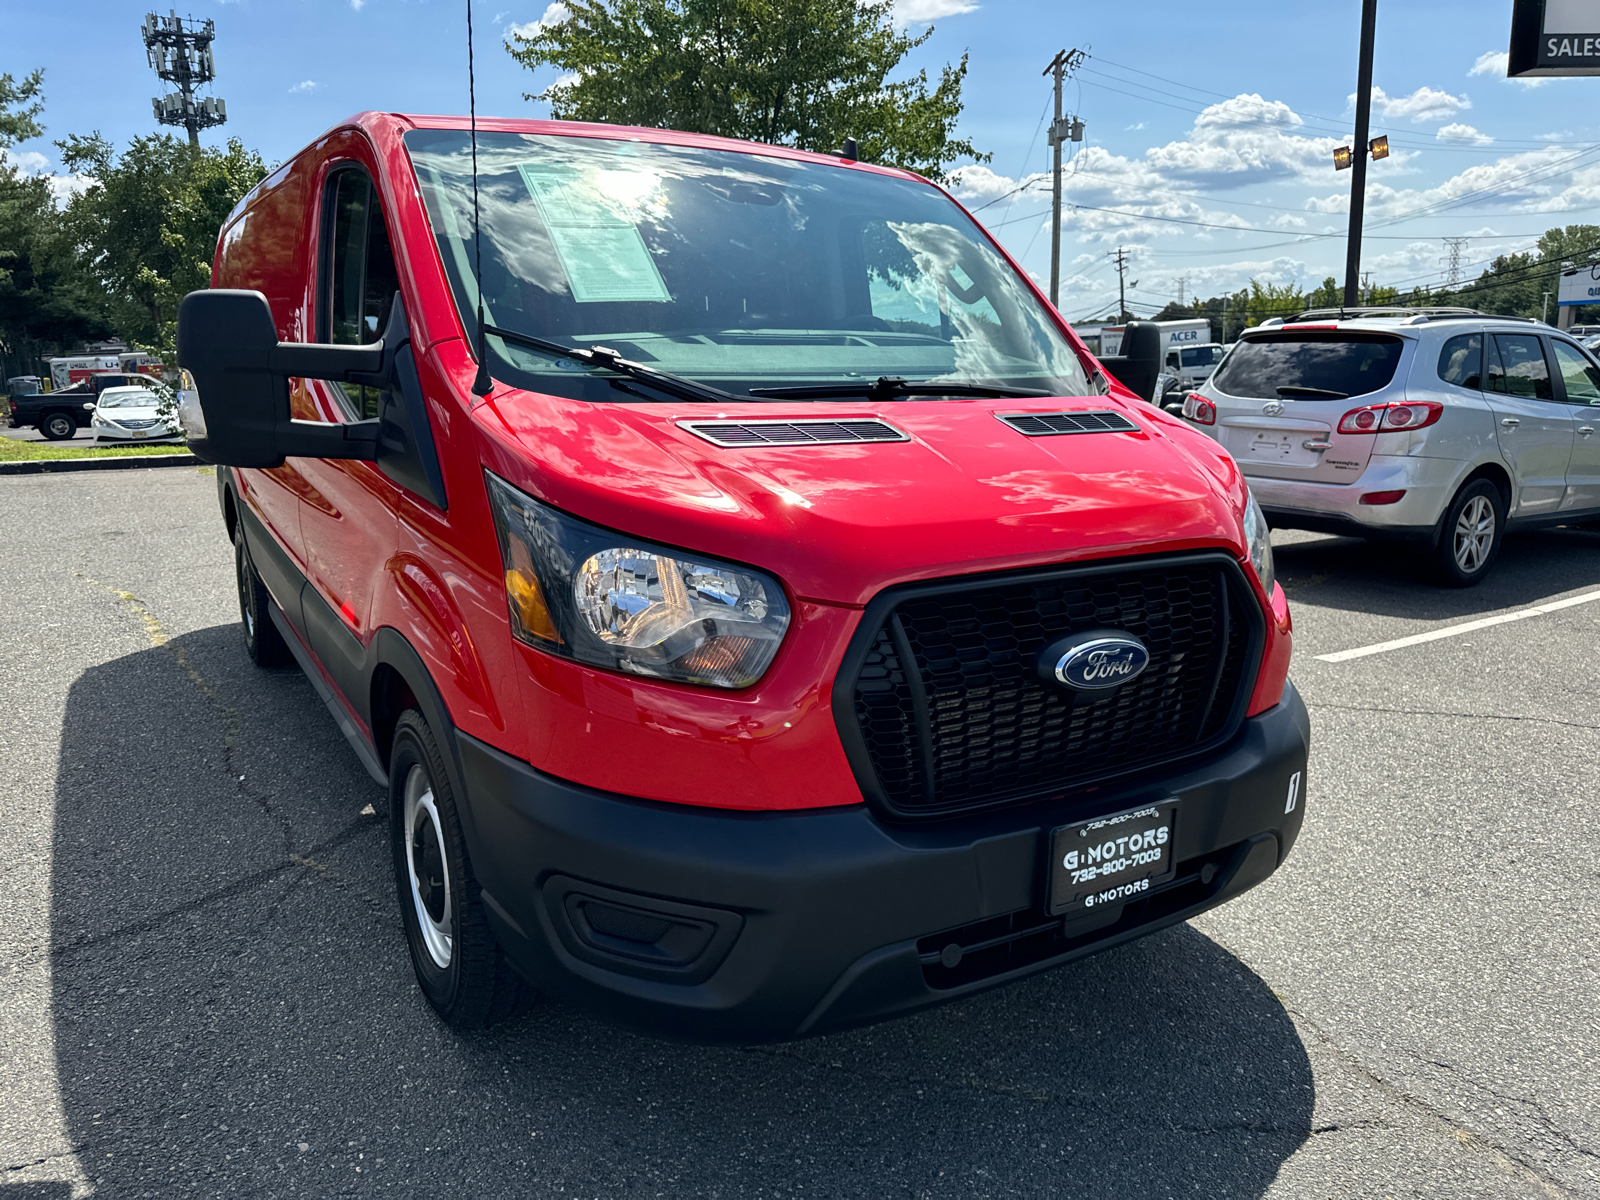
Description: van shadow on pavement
xmin=41 ymin=626 xmax=1314 ymax=1197
xmin=1273 ymin=524 xmax=1600 ymax=620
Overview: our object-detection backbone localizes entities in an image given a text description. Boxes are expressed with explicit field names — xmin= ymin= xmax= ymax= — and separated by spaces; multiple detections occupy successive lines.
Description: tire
xmin=41 ymin=412 xmax=76 ymax=440
xmin=1433 ymin=478 xmax=1505 ymax=587
xmin=390 ymin=709 xmax=533 ymax=1028
xmin=234 ymin=518 xmax=292 ymax=666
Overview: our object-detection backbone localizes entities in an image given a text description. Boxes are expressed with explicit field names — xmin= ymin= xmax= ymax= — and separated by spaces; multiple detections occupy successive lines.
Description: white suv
xmin=1181 ymin=308 xmax=1600 ymax=585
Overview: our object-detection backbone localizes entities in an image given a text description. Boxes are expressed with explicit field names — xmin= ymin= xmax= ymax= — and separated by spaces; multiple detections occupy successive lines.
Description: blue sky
xmin=8 ymin=0 xmax=1600 ymax=323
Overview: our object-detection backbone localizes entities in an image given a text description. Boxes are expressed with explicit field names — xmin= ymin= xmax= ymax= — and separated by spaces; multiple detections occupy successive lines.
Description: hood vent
xmin=998 ymin=410 xmax=1140 ymax=437
xmin=679 ymin=418 xmax=909 ymax=448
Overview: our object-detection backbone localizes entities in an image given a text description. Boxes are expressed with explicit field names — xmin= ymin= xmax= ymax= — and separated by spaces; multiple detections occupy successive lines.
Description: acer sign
xmin=1509 ymin=0 xmax=1600 ymax=77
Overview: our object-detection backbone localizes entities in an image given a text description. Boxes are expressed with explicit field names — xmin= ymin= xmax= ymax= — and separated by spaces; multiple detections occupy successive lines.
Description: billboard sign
xmin=1510 ymin=0 xmax=1600 ymax=77
xmin=1558 ymin=264 xmax=1600 ymax=306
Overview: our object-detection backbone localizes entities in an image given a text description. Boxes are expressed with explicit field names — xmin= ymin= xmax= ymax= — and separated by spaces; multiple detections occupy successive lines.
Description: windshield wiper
xmin=482 ymin=323 xmax=745 ymax=405
xmin=1275 ymin=385 xmax=1348 ymax=399
xmin=748 ymin=376 xmax=1050 ymax=402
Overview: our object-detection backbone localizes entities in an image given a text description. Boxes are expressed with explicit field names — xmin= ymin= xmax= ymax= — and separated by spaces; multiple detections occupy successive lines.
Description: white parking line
xmin=1315 ymin=589 xmax=1600 ymax=663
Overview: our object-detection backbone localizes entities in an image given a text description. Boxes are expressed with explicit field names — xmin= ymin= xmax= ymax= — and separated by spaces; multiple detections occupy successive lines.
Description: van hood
xmin=479 ymin=394 xmax=1249 ymax=607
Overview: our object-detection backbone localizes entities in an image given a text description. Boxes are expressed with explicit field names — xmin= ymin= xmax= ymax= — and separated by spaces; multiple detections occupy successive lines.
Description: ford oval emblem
xmin=1038 ymin=631 xmax=1151 ymax=693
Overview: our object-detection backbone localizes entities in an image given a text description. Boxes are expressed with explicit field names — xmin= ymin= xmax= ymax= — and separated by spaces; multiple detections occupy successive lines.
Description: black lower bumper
xmin=458 ymin=681 xmax=1310 ymax=1044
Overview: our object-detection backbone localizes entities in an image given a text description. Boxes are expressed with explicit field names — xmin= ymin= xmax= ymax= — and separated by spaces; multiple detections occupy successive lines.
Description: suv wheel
xmin=234 ymin=519 xmax=292 ymax=666
xmin=1434 ymin=479 xmax=1504 ymax=587
xmin=41 ymin=412 xmax=76 ymax=440
xmin=390 ymin=709 xmax=533 ymax=1028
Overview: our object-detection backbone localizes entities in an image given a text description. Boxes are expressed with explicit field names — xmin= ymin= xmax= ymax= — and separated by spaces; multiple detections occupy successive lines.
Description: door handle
xmin=1501 ymin=417 xmax=1521 ymax=428
xmin=1581 ymin=426 xmax=1596 ymax=437
xmin=1302 ymin=439 xmax=1333 ymax=451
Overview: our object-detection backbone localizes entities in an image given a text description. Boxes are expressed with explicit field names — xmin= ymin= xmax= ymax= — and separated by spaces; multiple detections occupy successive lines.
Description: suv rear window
xmin=1210 ymin=332 xmax=1404 ymax=399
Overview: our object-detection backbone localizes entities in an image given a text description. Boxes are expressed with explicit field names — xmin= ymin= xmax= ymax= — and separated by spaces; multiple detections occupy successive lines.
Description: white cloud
xmin=2 ymin=148 xmax=50 ymax=174
xmin=1125 ymin=121 xmax=1145 ymax=132
xmin=548 ymin=71 xmax=580 ymax=92
xmin=1358 ymin=85 xmax=1471 ymax=123
xmin=288 ymin=80 xmax=318 ymax=94
xmin=1 ymin=148 xmax=96 ymax=208
xmin=507 ymin=2 xmax=569 ymax=39
xmin=1437 ymin=122 xmax=1492 ymax=145
xmin=350 ymin=0 xmax=365 ymax=9
xmin=1471 ymin=49 xmax=1547 ymax=88
xmin=893 ymin=0 xmax=978 ymax=26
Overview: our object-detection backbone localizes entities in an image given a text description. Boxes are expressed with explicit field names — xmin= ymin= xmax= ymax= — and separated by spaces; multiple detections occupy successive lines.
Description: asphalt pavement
xmin=1 ymin=467 xmax=1596 ymax=1198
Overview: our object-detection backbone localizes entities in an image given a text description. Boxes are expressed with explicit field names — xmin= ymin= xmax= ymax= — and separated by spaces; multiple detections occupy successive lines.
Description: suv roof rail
xmin=1287 ymin=306 xmax=1484 ymax=323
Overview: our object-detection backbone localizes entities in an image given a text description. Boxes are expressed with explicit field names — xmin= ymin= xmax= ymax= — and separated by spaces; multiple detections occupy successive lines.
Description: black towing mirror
xmin=1098 ymin=320 xmax=1165 ymax=403
xmin=175 ymin=288 xmax=389 ymax=469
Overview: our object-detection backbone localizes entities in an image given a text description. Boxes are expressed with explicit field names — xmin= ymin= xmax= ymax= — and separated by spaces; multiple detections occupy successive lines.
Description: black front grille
xmin=840 ymin=554 xmax=1261 ymax=819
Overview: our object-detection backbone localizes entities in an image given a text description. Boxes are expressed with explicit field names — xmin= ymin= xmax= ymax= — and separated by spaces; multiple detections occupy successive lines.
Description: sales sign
xmin=1510 ymin=0 xmax=1600 ymax=77
xmin=1557 ymin=264 xmax=1600 ymax=307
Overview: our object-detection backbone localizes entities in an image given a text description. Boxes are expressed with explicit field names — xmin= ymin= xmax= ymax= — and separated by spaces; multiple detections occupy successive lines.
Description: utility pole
xmin=1343 ymin=0 xmax=1378 ymax=309
xmin=1043 ymin=48 xmax=1086 ymax=309
xmin=1361 ymin=271 xmax=1374 ymax=305
xmin=1110 ymin=247 xmax=1131 ymax=322
xmin=1175 ymin=273 xmax=1189 ymax=309
xmin=143 ymin=11 xmax=227 ymax=147
xmin=1441 ymin=237 xmax=1469 ymax=287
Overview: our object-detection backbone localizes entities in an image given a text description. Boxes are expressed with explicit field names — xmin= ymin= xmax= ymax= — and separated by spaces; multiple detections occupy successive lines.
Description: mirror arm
xmin=269 ymin=341 xmax=387 ymax=382
xmin=276 ymin=418 xmax=380 ymax=461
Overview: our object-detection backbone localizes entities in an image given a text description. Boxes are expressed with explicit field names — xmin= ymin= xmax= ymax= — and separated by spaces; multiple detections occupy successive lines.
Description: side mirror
xmin=1098 ymin=321 xmax=1164 ymax=403
xmin=176 ymin=289 xmax=387 ymax=468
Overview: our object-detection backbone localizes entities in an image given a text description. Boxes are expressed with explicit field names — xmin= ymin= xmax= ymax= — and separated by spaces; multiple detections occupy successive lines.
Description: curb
xmin=0 ymin=453 xmax=201 ymax=476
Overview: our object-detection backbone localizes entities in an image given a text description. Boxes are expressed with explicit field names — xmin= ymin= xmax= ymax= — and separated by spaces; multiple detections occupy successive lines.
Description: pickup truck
xmin=7 ymin=381 xmax=97 ymax=440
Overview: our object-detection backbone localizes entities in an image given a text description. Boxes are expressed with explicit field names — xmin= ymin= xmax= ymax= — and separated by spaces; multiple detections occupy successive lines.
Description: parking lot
xmin=1 ymin=465 xmax=1597 ymax=1199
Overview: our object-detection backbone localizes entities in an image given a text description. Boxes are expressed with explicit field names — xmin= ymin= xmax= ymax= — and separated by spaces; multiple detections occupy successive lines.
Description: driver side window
xmin=321 ymin=168 xmax=400 ymax=420
xmin=1551 ymin=339 xmax=1600 ymax=405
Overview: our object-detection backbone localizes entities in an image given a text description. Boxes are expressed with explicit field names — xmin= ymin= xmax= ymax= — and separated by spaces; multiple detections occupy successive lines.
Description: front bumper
xmin=458 ymin=681 xmax=1311 ymax=1043
xmin=1250 ymin=454 xmax=1463 ymax=541
xmin=93 ymin=425 xmax=181 ymax=443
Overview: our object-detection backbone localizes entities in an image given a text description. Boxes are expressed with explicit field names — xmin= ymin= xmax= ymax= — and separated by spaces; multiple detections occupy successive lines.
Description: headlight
xmin=485 ymin=472 xmax=791 ymax=688
xmin=1242 ymin=487 xmax=1276 ymax=597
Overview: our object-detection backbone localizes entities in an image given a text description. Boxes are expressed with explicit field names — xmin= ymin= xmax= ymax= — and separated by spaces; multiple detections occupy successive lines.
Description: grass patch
xmin=0 ymin=439 xmax=190 ymax=463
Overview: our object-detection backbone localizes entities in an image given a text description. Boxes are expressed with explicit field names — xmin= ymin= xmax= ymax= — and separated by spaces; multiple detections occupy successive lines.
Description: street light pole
xmin=1343 ymin=0 xmax=1378 ymax=310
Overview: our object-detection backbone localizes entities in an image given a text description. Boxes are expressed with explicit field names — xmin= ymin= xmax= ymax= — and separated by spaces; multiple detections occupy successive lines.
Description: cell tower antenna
xmin=143 ymin=10 xmax=227 ymax=146
xmin=1441 ymin=237 xmax=1469 ymax=287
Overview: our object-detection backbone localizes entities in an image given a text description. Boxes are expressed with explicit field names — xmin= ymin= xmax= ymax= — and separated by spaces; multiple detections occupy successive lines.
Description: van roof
xmin=361 ymin=111 xmax=926 ymax=181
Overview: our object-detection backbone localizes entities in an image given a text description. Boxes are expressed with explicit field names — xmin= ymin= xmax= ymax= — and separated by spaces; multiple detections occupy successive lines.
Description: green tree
xmin=56 ymin=133 xmax=267 ymax=358
xmin=507 ymin=0 xmax=986 ymax=180
xmin=0 ymin=69 xmax=45 ymax=148
xmin=0 ymin=69 xmax=109 ymax=380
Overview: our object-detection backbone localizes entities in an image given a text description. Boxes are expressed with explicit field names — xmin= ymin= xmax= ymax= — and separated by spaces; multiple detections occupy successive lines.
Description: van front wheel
xmin=234 ymin=519 xmax=291 ymax=666
xmin=389 ymin=709 xmax=533 ymax=1028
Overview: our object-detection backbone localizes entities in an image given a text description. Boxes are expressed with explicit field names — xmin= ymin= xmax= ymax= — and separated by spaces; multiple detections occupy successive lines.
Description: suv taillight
xmin=1337 ymin=400 xmax=1443 ymax=434
xmin=1182 ymin=392 xmax=1216 ymax=425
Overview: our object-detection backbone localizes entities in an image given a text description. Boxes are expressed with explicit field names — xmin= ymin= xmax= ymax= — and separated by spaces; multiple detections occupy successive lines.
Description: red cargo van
xmin=176 ymin=112 xmax=1307 ymax=1042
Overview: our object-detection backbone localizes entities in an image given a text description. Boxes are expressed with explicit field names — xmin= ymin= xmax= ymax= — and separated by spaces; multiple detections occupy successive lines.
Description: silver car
xmin=1180 ymin=307 xmax=1600 ymax=585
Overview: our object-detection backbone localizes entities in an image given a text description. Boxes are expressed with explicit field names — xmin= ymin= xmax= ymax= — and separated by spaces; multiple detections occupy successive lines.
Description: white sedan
xmin=92 ymin=384 xmax=181 ymax=443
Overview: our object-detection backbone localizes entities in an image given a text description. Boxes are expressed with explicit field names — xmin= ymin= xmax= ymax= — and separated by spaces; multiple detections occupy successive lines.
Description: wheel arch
xmin=368 ymin=628 xmax=486 ymax=856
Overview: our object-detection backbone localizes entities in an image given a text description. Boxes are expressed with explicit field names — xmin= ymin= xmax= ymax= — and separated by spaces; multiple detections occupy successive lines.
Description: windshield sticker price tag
xmin=518 ymin=165 xmax=672 ymax=305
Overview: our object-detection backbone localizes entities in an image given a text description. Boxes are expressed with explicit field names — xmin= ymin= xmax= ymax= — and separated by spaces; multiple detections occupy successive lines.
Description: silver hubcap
xmin=1453 ymin=495 xmax=1495 ymax=573
xmin=403 ymin=764 xmax=453 ymax=970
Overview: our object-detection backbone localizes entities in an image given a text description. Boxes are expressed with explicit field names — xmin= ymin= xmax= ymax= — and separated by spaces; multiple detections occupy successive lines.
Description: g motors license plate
xmin=1048 ymin=801 xmax=1178 ymax=915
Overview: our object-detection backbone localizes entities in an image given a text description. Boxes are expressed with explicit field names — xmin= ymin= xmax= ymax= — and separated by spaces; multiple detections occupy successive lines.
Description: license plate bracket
xmin=1047 ymin=801 xmax=1179 ymax=916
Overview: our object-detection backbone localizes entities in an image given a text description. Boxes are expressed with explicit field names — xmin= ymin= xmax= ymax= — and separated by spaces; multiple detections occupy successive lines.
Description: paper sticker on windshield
xmin=518 ymin=164 xmax=671 ymax=305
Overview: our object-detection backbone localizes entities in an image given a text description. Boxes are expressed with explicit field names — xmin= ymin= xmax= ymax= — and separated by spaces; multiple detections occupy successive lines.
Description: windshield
xmin=99 ymin=390 xmax=160 ymax=409
xmin=1180 ymin=346 xmax=1221 ymax=368
xmin=1210 ymin=332 xmax=1403 ymax=399
xmin=404 ymin=130 xmax=1091 ymax=401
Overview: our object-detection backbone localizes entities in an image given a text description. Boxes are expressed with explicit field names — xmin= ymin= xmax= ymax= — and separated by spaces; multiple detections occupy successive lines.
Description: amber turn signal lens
xmin=505 ymin=567 xmax=563 ymax=644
